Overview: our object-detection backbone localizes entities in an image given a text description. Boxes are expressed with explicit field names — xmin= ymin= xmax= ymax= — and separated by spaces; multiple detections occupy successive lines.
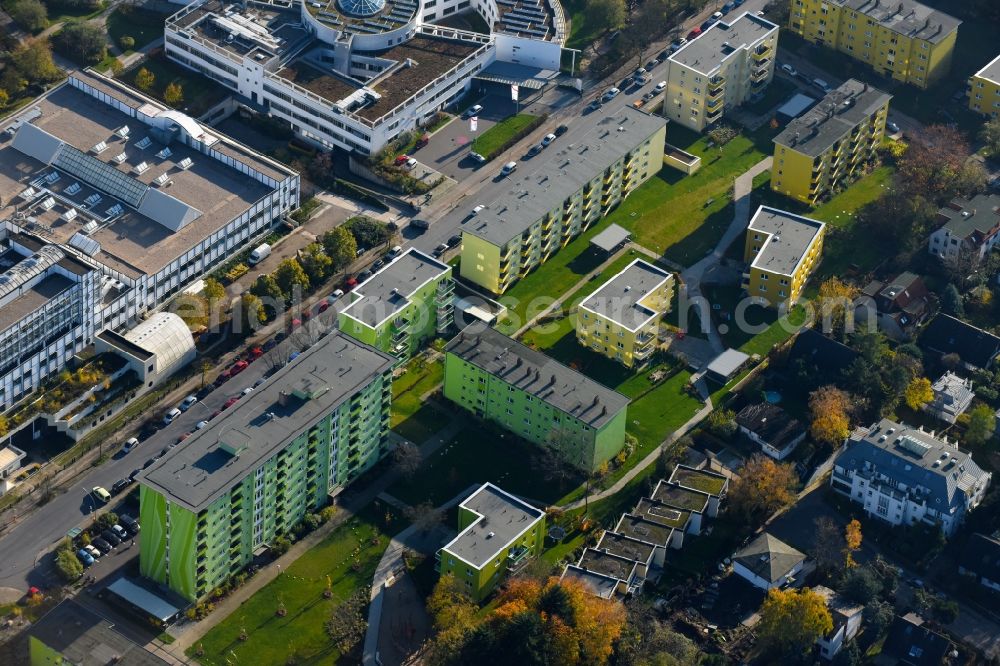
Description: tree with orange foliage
xmin=809 ymin=385 xmax=853 ymax=448
xmin=728 ymin=454 xmax=798 ymax=522
xmin=844 ymin=519 xmax=862 ymax=569
xmin=426 ymin=576 xmax=626 ymax=666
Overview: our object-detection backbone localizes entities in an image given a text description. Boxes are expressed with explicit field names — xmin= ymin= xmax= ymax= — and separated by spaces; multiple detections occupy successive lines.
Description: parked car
xmin=111 ymin=479 xmax=132 ymax=495
xmin=500 ymin=161 xmax=517 ymax=176
xmin=670 ymin=37 xmax=687 ymax=52
xmin=411 ymin=219 xmax=431 ymax=231
xmin=554 ymin=124 xmax=569 ymax=136
xmin=812 ymin=77 xmax=831 ymax=93
xmin=393 ymin=154 xmax=410 ymax=166
xmin=195 ymin=385 xmax=215 ymax=400
xmin=162 ymin=408 xmax=181 ymax=425
xmin=405 ymin=157 xmax=418 ymax=169
xmin=84 ymin=545 xmax=102 ymax=559
xmin=700 ymin=19 xmax=716 ymax=31
xmin=779 ymin=63 xmax=797 ymax=77
xmin=886 ymin=121 xmax=901 ymax=133
xmin=248 ymin=346 xmax=264 ymax=360
xmin=643 ymin=91 xmax=656 ymax=102
xmin=77 ymin=549 xmax=95 ymax=566
xmin=253 ymin=377 xmax=266 ymax=388
xmin=179 ymin=395 xmax=198 ymax=412
xmin=541 ymin=133 xmax=557 ymax=147
xmin=687 ymin=27 xmax=702 ymax=39
xmin=91 ymin=538 xmax=113 ymax=555
xmin=214 ymin=373 xmax=230 ymax=387
xmin=241 ymin=387 xmax=254 ymax=397
xmin=415 ymin=133 xmax=430 ymax=148
xmin=527 ymin=144 xmax=543 ymax=157
xmin=655 ymin=81 xmax=667 ymax=93
xmin=587 ymin=99 xmax=602 ymax=111
xmin=712 ymin=10 xmax=723 ymax=19
xmin=632 ymin=99 xmax=645 ymax=108
xmin=328 ymin=289 xmax=345 ymax=302
xmin=469 ymin=151 xmax=486 ymax=164
xmin=101 ymin=529 xmax=121 ymax=547
xmin=223 ymin=397 xmax=239 ymax=410
xmin=128 ymin=469 xmax=141 ymax=482
xmin=119 ymin=515 xmax=140 ymax=534
xmin=357 ymin=269 xmax=372 ymax=281
xmin=248 ymin=243 xmax=271 ymax=266
xmin=447 ymin=234 xmax=462 ymax=248
xmin=111 ymin=524 xmax=128 ymax=540
xmin=230 ymin=360 xmax=249 ymax=376
xmin=433 ymin=243 xmax=449 ymax=257
xmin=92 ymin=487 xmax=111 ymax=504
xmin=463 ymin=104 xmax=483 ymax=118
xmin=721 ymin=2 xmax=735 ymax=14
xmin=602 ymin=87 xmax=620 ymax=102
xmin=122 ymin=437 xmax=139 ymax=454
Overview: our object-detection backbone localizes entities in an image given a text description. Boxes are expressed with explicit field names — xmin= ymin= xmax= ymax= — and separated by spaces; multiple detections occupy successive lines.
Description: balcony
xmin=750 ymin=66 xmax=770 ymax=82
xmin=752 ymin=44 xmax=772 ymax=61
xmin=708 ymin=75 xmax=725 ymax=91
xmin=705 ymin=94 xmax=723 ymax=110
xmin=507 ymin=545 xmax=534 ymax=574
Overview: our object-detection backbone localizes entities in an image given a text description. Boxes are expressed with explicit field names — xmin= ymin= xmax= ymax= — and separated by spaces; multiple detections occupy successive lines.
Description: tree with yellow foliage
xmin=757 ymin=587 xmax=833 ymax=655
xmin=817 ymin=277 xmax=859 ymax=339
xmin=809 ymin=385 xmax=852 ymax=448
xmin=728 ymin=454 xmax=798 ymax=522
xmin=904 ymin=377 xmax=934 ymax=410
xmin=844 ymin=519 xmax=862 ymax=568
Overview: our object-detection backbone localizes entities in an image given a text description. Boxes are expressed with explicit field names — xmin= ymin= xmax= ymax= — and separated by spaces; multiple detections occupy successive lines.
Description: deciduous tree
xmin=841 ymin=566 xmax=881 ymax=604
xmin=8 ymin=0 xmax=48 ymax=32
xmin=53 ymin=22 xmax=107 ymax=65
xmin=904 ymin=376 xmax=934 ymax=410
xmin=844 ymin=518 xmax=862 ymax=568
xmin=728 ymin=454 xmax=798 ymax=522
xmin=119 ymin=35 xmax=135 ymax=51
xmin=757 ymin=587 xmax=833 ymax=655
xmin=322 ymin=226 xmax=358 ymax=274
xmin=164 ymin=82 xmax=183 ymax=106
xmin=405 ymin=501 xmax=444 ymax=534
xmin=979 ymin=116 xmax=1000 ymax=159
xmin=809 ymin=385 xmax=852 ymax=447
xmin=240 ymin=293 xmax=266 ymax=331
xmin=298 ymin=243 xmax=333 ymax=284
xmin=812 ymin=516 xmax=844 ymax=573
xmin=817 ymin=277 xmax=859 ymax=339
xmin=586 ymin=0 xmax=626 ymax=32
xmin=135 ymin=67 xmax=155 ymax=92
xmin=325 ymin=588 xmax=368 ymax=654
xmin=274 ymin=258 xmax=310 ymax=299
xmin=965 ymin=404 xmax=996 ymax=446
xmin=707 ymin=408 xmax=737 ymax=437
xmin=391 ymin=440 xmax=422 ymax=478
xmin=898 ymin=125 xmax=984 ymax=203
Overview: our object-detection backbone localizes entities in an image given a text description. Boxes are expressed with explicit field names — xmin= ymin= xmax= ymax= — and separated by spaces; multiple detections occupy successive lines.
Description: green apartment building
xmin=443 ymin=326 xmax=630 ymax=472
xmin=338 ymin=248 xmax=453 ymax=364
xmin=137 ymin=333 xmax=395 ymax=602
xmin=437 ymin=482 xmax=545 ymax=601
xmin=460 ymin=109 xmax=667 ymax=294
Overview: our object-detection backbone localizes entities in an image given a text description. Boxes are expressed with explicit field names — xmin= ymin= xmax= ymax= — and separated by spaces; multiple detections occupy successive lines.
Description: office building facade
xmin=443 ymin=326 xmax=629 ymax=472
xmin=787 ymin=0 xmax=959 ymax=89
xmin=138 ymin=333 xmax=394 ymax=601
xmin=771 ymin=79 xmax=891 ymax=205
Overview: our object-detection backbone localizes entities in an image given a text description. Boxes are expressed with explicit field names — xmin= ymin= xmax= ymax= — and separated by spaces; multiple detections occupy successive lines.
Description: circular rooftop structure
xmin=337 ymin=0 xmax=385 ymax=17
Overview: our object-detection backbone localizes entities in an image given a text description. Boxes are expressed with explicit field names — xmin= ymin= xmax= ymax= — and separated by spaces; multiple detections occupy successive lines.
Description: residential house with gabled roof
xmin=878 ymin=613 xmax=954 ymax=666
xmin=920 ymin=314 xmax=1000 ymax=371
xmin=958 ymin=532 xmax=1000 ymax=593
xmin=731 ymin=532 xmax=807 ymax=590
xmin=924 ymin=372 xmax=975 ymax=424
xmin=928 ymin=194 xmax=1000 ymax=263
xmin=831 ymin=419 xmax=992 ymax=537
xmin=736 ymin=402 xmax=807 ymax=460
xmin=856 ymin=272 xmax=933 ymax=341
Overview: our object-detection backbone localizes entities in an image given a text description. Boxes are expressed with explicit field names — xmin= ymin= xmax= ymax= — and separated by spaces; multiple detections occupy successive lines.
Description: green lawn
xmin=189 ymin=506 xmax=403 ymax=665
xmin=391 ymin=355 xmax=449 ymax=443
xmin=106 ymin=7 xmax=169 ymax=53
xmin=48 ymin=0 xmax=107 ymax=24
xmin=118 ymin=53 xmax=227 ymax=117
xmin=473 ymin=114 xmax=540 ymax=159
xmin=562 ymin=0 xmax=605 ymax=51
xmin=389 ymin=427 xmax=581 ymax=507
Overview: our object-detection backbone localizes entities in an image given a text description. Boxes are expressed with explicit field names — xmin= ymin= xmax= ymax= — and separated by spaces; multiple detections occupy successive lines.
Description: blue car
xmin=76 ymin=548 xmax=95 ymax=566
xmin=722 ymin=1 xmax=735 ymax=13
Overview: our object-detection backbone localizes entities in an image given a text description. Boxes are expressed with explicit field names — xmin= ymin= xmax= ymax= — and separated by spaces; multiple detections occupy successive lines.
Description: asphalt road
xmin=0 ymin=0 xmax=771 ymax=593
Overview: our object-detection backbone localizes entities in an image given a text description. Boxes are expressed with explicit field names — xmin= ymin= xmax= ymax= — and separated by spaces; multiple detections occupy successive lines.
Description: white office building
xmin=164 ymin=0 xmax=567 ymax=154
xmin=831 ymin=419 xmax=992 ymax=537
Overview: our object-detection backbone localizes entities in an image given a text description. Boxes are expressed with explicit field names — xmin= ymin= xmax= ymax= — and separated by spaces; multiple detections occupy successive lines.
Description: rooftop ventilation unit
xmin=178 ymin=157 xmax=193 ymax=170
xmin=105 ymin=203 xmax=124 ymax=218
xmin=84 ymin=193 xmax=103 ymax=207
xmin=81 ymin=220 xmax=99 ymax=234
xmin=153 ymin=173 xmax=170 ymax=186
xmin=135 ymin=137 xmax=152 ymax=150
xmin=113 ymin=152 xmax=127 ymax=164
xmin=65 ymin=182 xmax=81 ymax=196
xmin=116 ymin=125 xmax=131 ymax=139
xmin=19 ymin=186 xmax=37 ymax=200
xmin=133 ymin=161 xmax=150 ymax=175
xmin=156 ymin=147 xmax=173 ymax=159
xmin=91 ymin=141 xmax=108 ymax=154
xmin=62 ymin=208 xmax=78 ymax=222
xmin=40 ymin=196 xmax=56 ymax=210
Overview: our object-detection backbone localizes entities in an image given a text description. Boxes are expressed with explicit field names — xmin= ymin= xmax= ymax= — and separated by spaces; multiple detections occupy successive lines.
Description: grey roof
xmin=614 ymin=513 xmax=675 ymax=548
xmin=975 ymin=54 xmax=1000 ymax=86
xmin=838 ymin=419 xmax=992 ymax=512
xmin=105 ymin=578 xmax=183 ymax=623
xmin=649 ymin=478 xmax=710 ymax=513
xmin=596 ymin=530 xmax=657 ymax=564
xmin=736 ymin=403 xmax=806 ymax=450
xmin=706 ymin=348 xmax=750 ymax=378
xmin=440 ymin=483 xmax=543 ymax=568
xmin=928 ymin=372 xmax=974 ymax=419
xmin=27 ymin=599 xmax=170 ymax=666
xmin=669 ymin=12 xmax=778 ymax=75
xmin=747 ymin=206 xmax=825 ymax=277
xmin=445 ymin=325 xmax=630 ymax=429
xmin=579 ymin=259 xmax=673 ymax=331
xmin=732 ymin=532 xmax=806 ymax=583
xmin=920 ymin=313 xmax=1000 ymax=369
xmin=138 ymin=332 xmax=394 ymax=512
xmin=576 ymin=547 xmax=640 ymax=581
xmin=561 ymin=564 xmax=619 ymax=598
xmin=340 ymin=249 xmax=450 ymax=328
xmin=776 ymin=92 xmax=817 ymax=119
xmin=462 ymin=109 xmax=666 ymax=247
xmin=774 ymin=79 xmax=892 ymax=158
xmin=936 ymin=194 xmax=1000 ymax=240
xmin=831 ymin=0 xmax=960 ymax=44
xmin=590 ymin=223 xmax=631 ymax=253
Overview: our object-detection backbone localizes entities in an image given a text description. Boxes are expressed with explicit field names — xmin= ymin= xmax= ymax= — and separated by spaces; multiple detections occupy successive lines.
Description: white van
xmin=248 ymin=243 xmax=272 ymax=266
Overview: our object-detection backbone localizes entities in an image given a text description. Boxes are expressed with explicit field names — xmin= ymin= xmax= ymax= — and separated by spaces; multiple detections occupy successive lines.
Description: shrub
xmin=119 ymin=35 xmax=135 ymax=50
xmin=55 ymin=548 xmax=83 ymax=582
xmin=707 ymin=124 xmax=738 ymax=146
xmin=319 ymin=506 xmax=337 ymax=523
xmin=271 ymin=536 xmax=292 ymax=556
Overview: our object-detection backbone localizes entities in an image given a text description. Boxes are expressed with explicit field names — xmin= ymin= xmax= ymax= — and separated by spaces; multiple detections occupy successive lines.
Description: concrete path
xmin=562 ymin=397 xmax=712 ymax=511
xmin=680 ymin=156 xmax=773 ymax=354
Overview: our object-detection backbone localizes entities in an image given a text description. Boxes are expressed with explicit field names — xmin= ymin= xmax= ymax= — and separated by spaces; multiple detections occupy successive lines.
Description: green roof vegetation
xmin=672 ymin=468 xmax=727 ymax=496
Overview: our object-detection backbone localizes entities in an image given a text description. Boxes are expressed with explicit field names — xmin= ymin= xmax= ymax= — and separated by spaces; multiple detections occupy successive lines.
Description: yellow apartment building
xmin=576 ymin=259 xmax=674 ymax=368
xmin=664 ymin=12 xmax=780 ymax=132
xmin=743 ymin=206 xmax=826 ymax=307
xmin=772 ymin=79 xmax=891 ymax=205
xmin=970 ymin=54 xmax=1000 ymax=117
xmin=460 ymin=109 xmax=666 ymax=295
xmin=788 ymin=0 xmax=960 ymax=89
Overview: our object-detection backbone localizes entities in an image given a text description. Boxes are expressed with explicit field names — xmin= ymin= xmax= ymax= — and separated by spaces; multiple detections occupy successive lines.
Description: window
xmin=876 ymin=495 xmax=889 ymax=516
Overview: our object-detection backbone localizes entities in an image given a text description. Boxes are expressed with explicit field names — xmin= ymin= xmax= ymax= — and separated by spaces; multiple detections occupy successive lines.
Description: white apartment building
xmin=831 ymin=419 xmax=992 ymax=537
xmin=164 ymin=0 xmax=566 ymax=154
xmin=0 ymin=71 xmax=299 ymax=410
xmin=663 ymin=12 xmax=779 ymax=132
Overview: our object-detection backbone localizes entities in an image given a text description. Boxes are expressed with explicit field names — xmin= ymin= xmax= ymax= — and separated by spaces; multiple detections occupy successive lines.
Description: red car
xmin=178 ymin=433 xmax=191 ymax=442
xmin=210 ymin=410 xmax=221 ymax=420
xmin=317 ymin=301 xmax=330 ymax=314
xmin=290 ymin=318 xmax=302 ymax=330
xmin=248 ymin=346 xmax=263 ymax=360
xmin=230 ymin=360 xmax=249 ymax=376
xmin=394 ymin=154 xmax=409 ymax=166
xmin=687 ymin=27 xmax=701 ymax=39
xmin=222 ymin=397 xmax=239 ymax=410
xmin=415 ymin=134 xmax=430 ymax=149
